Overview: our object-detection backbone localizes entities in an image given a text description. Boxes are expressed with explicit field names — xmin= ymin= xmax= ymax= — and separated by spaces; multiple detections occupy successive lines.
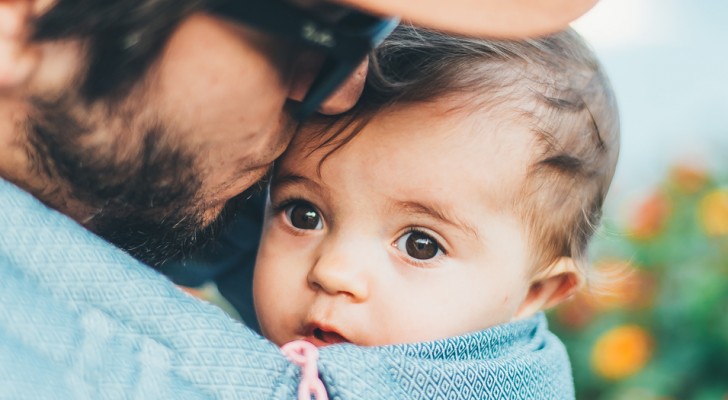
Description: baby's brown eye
xmin=285 ymin=203 xmax=323 ymax=230
xmin=395 ymin=230 xmax=443 ymax=261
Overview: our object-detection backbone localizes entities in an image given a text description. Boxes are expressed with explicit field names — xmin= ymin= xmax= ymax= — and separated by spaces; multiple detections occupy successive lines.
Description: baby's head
xmin=254 ymin=25 xmax=619 ymax=347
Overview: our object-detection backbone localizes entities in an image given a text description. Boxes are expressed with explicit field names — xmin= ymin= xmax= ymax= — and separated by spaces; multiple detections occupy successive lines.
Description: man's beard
xmin=25 ymin=96 xmax=258 ymax=268
xmin=91 ymin=187 xmax=257 ymax=268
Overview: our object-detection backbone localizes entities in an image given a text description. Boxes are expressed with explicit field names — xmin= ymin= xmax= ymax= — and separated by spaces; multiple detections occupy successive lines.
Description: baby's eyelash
xmin=270 ymin=197 xmax=307 ymax=214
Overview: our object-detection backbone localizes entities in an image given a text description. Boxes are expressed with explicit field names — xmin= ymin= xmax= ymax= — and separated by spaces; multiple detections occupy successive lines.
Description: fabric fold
xmin=319 ymin=314 xmax=573 ymax=399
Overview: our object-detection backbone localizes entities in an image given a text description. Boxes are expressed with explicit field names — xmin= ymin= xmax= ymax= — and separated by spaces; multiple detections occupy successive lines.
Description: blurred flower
xmin=178 ymin=285 xmax=207 ymax=300
xmin=668 ymin=164 xmax=709 ymax=194
xmin=554 ymin=293 xmax=597 ymax=330
xmin=553 ymin=260 xmax=654 ymax=329
xmin=587 ymin=261 xmax=656 ymax=310
xmin=699 ymin=188 xmax=728 ymax=236
xmin=629 ymin=191 xmax=671 ymax=240
xmin=591 ymin=325 xmax=654 ymax=380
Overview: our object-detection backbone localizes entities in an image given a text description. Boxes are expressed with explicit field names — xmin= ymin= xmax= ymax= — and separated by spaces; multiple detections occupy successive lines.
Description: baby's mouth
xmin=303 ymin=324 xmax=349 ymax=347
xmin=313 ymin=327 xmax=348 ymax=345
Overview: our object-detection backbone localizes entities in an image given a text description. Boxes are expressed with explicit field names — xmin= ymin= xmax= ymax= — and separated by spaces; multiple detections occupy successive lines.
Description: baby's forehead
xmin=297 ymin=96 xmax=533 ymax=150
xmin=284 ymin=99 xmax=536 ymax=200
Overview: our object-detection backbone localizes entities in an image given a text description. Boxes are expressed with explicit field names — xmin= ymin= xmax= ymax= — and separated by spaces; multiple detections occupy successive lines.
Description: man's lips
xmin=301 ymin=323 xmax=350 ymax=347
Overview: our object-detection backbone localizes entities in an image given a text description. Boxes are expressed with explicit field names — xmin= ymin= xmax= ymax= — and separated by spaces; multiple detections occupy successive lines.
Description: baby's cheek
xmin=253 ymin=254 xmax=283 ymax=330
xmin=253 ymin=282 xmax=287 ymax=344
xmin=375 ymin=294 xmax=458 ymax=344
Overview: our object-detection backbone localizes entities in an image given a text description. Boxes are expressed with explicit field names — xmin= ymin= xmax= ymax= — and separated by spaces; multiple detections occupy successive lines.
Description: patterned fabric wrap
xmin=0 ymin=179 xmax=574 ymax=399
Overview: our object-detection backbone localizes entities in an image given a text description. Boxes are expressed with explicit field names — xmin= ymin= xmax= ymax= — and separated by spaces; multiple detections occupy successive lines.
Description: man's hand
xmin=331 ymin=0 xmax=598 ymax=38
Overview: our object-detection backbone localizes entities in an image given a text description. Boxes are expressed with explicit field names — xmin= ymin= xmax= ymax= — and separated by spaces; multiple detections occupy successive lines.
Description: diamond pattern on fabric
xmin=317 ymin=299 xmax=575 ymax=399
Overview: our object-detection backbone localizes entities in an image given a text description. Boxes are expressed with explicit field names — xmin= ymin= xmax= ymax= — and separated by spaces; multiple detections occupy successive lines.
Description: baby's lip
xmin=301 ymin=322 xmax=350 ymax=347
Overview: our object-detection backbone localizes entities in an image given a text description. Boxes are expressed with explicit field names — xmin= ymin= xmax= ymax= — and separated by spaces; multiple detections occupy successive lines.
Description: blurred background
xmin=550 ymin=0 xmax=728 ymax=399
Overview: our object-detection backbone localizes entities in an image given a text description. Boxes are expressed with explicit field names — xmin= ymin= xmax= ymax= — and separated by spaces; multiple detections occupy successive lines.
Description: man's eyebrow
xmin=392 ymin=200 xmax=480 ymax=239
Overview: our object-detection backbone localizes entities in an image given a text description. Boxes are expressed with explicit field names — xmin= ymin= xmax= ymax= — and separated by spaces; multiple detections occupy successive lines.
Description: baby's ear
xmin=514 ymin=257 xmax=582 ymax=320
xmin=0 ymin=0 xmax=39 ymax=92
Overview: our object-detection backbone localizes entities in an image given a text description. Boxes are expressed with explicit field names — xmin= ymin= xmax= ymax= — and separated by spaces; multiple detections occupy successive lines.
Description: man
xmin=0 ymin=0 xmax=597 ymax=398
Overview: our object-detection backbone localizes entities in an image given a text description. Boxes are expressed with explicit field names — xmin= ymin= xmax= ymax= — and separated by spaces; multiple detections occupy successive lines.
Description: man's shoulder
xmin=0 ymin=256 xmax=207 ymax=399
xmin=0 ymin=179 xmax=194 ymax=397
xmin=0 ymin=179 xmax=294 ymax=399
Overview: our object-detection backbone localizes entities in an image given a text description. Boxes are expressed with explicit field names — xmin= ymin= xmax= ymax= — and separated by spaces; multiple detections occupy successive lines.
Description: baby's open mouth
xmin=308 ymin=326 xmax=349 ymax=346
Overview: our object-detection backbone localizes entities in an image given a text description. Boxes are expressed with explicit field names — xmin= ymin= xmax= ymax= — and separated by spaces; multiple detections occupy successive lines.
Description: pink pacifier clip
xmin=281 ymin=340 xmax=329 ymax=400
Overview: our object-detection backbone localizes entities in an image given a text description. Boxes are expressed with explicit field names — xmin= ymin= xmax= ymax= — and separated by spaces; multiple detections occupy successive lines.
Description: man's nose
xmin=307 ymin=238 xmax=371 ymax=302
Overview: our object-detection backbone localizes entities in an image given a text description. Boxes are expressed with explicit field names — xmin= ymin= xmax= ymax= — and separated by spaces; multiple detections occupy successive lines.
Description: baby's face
xmin=254 ymin=101 xmax=537 ymax=347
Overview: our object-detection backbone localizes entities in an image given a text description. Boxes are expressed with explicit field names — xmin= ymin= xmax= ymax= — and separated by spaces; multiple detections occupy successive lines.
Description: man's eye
xmin=285 ymin=203 xmax=323 ymax=230
xmin=395 ymin=230 xmax=443 ymax=260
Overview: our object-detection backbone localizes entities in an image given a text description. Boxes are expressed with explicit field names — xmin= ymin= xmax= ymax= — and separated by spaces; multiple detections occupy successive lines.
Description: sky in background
xmin=572 ymin=0 xmax=728 ymax=207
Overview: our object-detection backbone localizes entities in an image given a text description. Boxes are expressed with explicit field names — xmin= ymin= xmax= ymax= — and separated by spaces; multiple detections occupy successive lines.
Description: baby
xmin=252 ymin=22 xmax=618 ymax=380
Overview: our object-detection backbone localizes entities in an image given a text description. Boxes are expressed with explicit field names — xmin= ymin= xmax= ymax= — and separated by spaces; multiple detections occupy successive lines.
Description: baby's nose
xmin=306 ymin=241 xmax=371 ymax=302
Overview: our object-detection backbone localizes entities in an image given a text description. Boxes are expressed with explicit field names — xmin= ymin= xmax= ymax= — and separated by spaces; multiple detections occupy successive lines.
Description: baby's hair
xmin=309 ymin=24 xmax=620 ymax=283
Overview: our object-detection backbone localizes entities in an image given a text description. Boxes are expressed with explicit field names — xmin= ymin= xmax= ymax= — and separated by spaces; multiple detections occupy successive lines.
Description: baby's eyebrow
xmin=392 ymin=200 xmax=480 ymax=240
xmin=271 ymin=172 xmax=321 ymax=192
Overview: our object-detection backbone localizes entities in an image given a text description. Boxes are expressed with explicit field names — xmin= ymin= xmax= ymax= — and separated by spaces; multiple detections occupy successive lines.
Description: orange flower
xmin=587 ymin=261 xmax=656 ymax=310
xmin=554 ymin=293 xmax=596 ymax=329
xmin=699 ymin=189 xmax=728 ymax=236
xmin=591 ymin=325 xmax=653 ymax=380
xmin=629 ymin=192 xmax=670 ymax=240
xmin=669 ymin=164 xmax=708 ymax=194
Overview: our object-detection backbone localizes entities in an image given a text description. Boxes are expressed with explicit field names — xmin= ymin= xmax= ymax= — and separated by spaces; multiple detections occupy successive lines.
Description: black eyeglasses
xmin=210 ymin=0 xmax=398 ymax=120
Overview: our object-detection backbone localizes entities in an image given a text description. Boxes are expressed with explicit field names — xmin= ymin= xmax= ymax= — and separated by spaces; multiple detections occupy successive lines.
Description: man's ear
xmin=0 ymin=0 xmax=39 ymax=91
xmin=514 ymin=257 xmax=582 ymax=320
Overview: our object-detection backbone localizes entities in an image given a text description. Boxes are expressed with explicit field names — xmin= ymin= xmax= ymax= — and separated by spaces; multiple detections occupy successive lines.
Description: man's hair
xmin=32 ymin=0 xmax=212 ymax=102
xmin=317 ymin=24 xmax=620 ymax=279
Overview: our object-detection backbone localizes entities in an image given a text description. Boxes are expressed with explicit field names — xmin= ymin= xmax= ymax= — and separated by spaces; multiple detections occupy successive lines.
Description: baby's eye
xmin=284 ymin=202 xmax=324 ymax=230
xmin=395 ymin=230 xmax=443 ymax=261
